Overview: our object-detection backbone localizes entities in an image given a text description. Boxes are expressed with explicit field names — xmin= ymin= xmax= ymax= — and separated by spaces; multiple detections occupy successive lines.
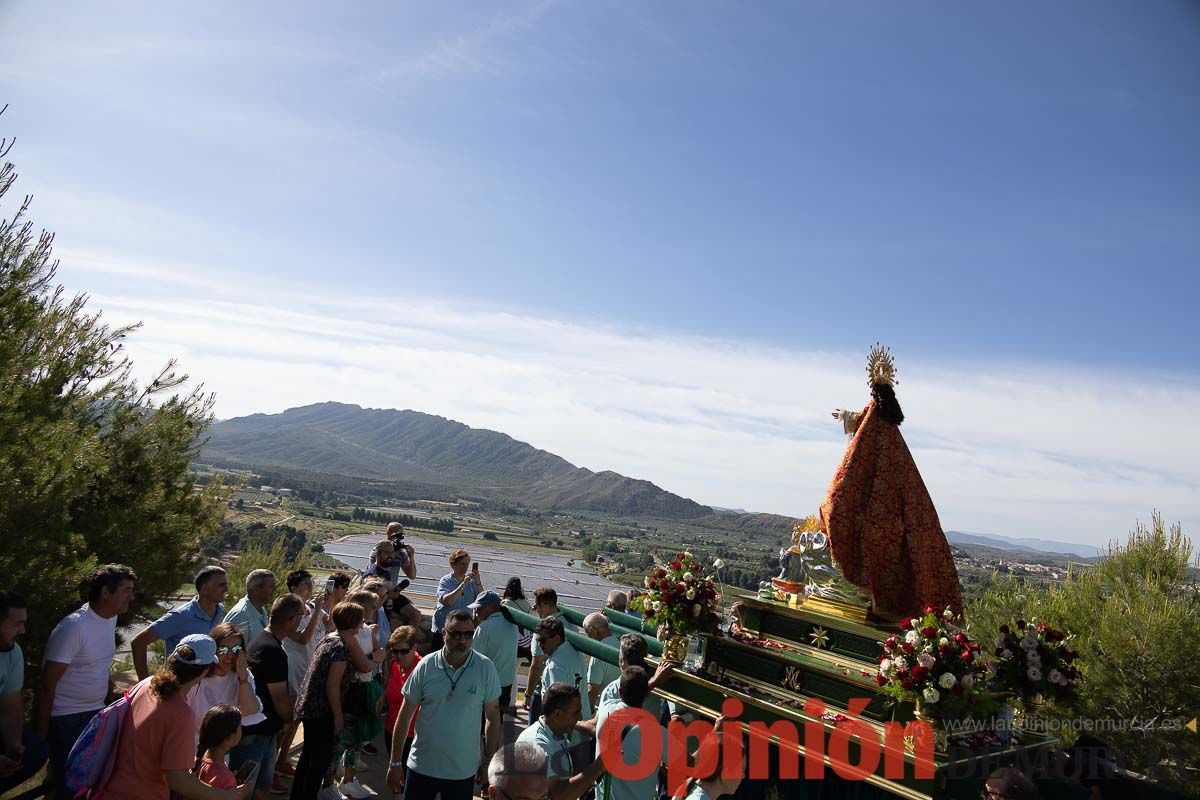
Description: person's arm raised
xmin=401 ymin=546 xmax=417 ymax=580
xmin=291 ymin=602 xmax=324 ymax=645
xmin=233 ymin=651 xmax=260 ymax=718
xmin=439 ymin=577 xmax=469 ymax=607
xmin=550 ymin=753 xmax=607 ymax=800
xmin=341 ymin=631 xmax=378 ymax=674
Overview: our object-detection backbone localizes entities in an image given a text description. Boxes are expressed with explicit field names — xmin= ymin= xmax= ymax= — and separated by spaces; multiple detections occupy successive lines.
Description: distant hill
xmin=945 ymin=531 xmax=1103 ymax=559
xmin=204 ymin=402 xmax=711 ymax=518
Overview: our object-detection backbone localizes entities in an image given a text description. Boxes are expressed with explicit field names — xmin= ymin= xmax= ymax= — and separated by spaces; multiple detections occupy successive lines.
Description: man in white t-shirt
xmin=37 ymin=564 xmax=137 ymax=800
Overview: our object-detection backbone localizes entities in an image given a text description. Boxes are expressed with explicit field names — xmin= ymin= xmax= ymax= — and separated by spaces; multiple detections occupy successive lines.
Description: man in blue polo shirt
xmin=386 ymin=609 xmax=501 ymax=800
xmin=131 ymin=565 xmax=227 ymax=679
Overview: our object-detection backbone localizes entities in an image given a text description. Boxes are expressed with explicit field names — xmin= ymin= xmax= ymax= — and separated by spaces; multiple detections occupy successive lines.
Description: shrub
xmin=967 ymin=513 xmax=1199 ymax=795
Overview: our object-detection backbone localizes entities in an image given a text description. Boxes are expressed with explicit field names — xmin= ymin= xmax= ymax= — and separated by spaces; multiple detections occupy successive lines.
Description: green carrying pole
xmin=499 ymin=605 xmax=620 ymax=664
xmin=557 ymin=604 xmax=663 ymax=657
xmin=499 ymin=604 xmax=663 ymax=662
xmin=603 ymin=606 xmax=657 ymax=636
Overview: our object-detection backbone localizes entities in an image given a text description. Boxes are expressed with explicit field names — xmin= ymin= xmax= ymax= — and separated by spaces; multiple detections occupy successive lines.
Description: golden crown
xmin=794 ymin=514 xmax=823 ymax=534
xmin=866 ymin=343 xmax=897 ymax=387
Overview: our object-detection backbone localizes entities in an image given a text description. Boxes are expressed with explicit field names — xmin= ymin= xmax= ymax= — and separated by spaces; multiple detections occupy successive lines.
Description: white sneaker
xmin=339 ymin=779 xmax=371 ymax=799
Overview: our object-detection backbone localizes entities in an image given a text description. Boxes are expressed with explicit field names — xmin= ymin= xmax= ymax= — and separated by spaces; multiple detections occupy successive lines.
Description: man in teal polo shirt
xmin=0 ymin=591 xmax=48 ymax=795
xmin=582 ymin=613 xmax=622 ymax=711
xmin=595 ymin=667 xmax=669 ymax=800
xmin=524 ymin=586 xmax=568 ymax=720
xmin=536 ymin=617 xmax=591 ymax=721
xmin=517 ymin=682 xmax=607 ymax=800
xmin=131 ymin=565 xmax=227 ymax=679
xmin=223 ymin=569 xmax=276 ymax=644
xmin=387 ymin=609 xmax=501 ymax=800
xmin=469 ymin=591 xmax=518 ymax=713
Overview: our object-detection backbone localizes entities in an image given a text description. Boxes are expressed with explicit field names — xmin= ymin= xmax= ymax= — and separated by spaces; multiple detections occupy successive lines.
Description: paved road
xmin=324 ymin=533 xmax=623 ymax=608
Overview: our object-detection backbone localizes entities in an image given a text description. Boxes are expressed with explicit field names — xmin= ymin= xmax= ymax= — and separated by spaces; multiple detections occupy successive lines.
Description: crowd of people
xmin=0 ymin=522 xmax=738 ymax=800
xmin=0 ymin=522 xmax=1065 ymax=800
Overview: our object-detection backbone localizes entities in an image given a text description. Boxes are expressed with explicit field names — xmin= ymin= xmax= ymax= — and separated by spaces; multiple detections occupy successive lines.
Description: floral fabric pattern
xmin=819 ymin=400 xmax=963 ymax=617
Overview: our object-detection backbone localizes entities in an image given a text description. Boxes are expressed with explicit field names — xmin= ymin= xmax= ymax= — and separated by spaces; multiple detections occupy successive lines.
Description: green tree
xmin=225 ymin=538 xmax=310 ymax=609
xmin=967 ymin=513 xmax=1200 ymax=795
xmin=0 ymin=125 xmax=225 ymax=668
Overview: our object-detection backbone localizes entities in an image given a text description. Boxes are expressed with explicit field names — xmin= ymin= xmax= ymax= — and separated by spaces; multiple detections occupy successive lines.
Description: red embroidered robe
xmin=819 ymin=400 xmax=963 ymax=617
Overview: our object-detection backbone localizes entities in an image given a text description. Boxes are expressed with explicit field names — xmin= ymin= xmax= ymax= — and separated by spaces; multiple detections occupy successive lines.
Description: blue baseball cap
xmin=173 ymin=634 xmax=218 ymax=665
xmin=468 ymin=591 xmax=502 ymax=610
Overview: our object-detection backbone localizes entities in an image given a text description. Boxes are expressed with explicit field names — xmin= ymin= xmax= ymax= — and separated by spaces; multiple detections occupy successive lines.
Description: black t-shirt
xmin=363 ymin=563 xmax=392 ymax=582
xmin=244 ymin=629 xmax=289 ymax=735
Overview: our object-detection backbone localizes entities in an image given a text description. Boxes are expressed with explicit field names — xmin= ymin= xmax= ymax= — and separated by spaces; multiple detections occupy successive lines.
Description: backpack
xmin=64 ymin=681 xmax=145 ymax=798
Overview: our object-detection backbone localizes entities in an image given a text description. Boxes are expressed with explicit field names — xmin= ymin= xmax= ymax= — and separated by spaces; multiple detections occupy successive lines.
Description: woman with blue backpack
xmin=77 ymin=635 xmax=250 ymax=799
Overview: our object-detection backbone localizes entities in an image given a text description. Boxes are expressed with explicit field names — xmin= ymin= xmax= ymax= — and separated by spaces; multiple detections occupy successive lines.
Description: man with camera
xmin=364 ymin=535 xmax=421 ymax=628
xmin=385 ymin=522 xmax=418 ymax=582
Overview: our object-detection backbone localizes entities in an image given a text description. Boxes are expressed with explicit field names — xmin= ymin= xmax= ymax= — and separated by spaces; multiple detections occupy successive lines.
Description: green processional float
xmin=505 ymin=346 xmax=1057 ymax=800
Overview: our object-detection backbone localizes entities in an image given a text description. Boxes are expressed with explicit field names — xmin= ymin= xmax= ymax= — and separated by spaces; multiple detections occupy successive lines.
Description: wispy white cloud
xmin=54 ymin=246 xmax=1200 ymax=548
xmin=371 ymin=0 xmax=562 ymax=83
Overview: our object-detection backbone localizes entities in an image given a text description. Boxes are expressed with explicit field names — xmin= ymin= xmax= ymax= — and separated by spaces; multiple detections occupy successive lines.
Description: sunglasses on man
xmin=391 ymin=647 xmax=413 ymax=656
xmin=446 ymin=630 xmax=474 ymax=641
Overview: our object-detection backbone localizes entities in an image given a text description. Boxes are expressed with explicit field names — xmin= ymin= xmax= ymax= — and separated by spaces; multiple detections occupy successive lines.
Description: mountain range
xmin=945 ymin=531 xmax=1103 ymax=559
xmin=205 ymin=402 xmax=1106 ymax=558
xmin=203 ymin=402 xmax=711 ymax=517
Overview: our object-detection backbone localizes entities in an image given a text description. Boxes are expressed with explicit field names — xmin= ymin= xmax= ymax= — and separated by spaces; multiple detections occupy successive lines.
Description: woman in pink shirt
xmin=104 ymin=635 xmax=248 ymax=800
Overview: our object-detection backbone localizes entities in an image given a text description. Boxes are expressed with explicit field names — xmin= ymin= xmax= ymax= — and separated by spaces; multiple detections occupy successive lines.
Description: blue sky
xmin=1 ymin=2 xmax=1198 ymax=546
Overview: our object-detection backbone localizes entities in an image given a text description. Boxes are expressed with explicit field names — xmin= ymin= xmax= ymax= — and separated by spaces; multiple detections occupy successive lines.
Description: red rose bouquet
xmin=877 ymin=605 xmax=994 ymax=719
xmin=989 ymin=619 xmax=1080 ymax=703
xmin=632 ymin=550 xmax=721 ymax=637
